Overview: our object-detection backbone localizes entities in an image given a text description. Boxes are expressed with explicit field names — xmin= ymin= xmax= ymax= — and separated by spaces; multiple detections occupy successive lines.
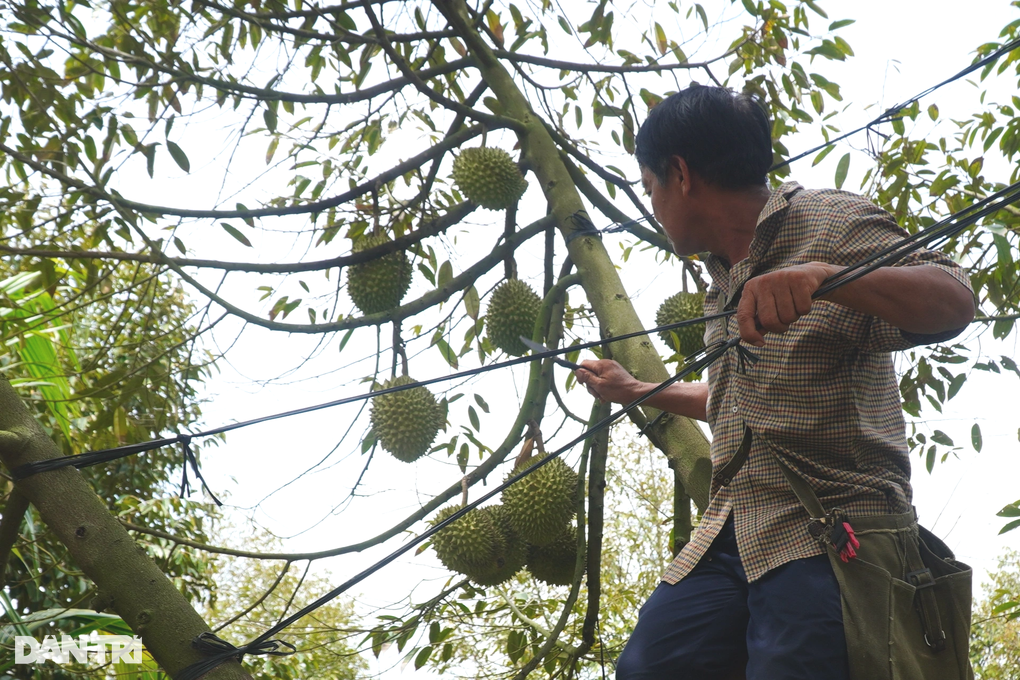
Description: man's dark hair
xmin=635 ymin=84 xmax=773 ymax=189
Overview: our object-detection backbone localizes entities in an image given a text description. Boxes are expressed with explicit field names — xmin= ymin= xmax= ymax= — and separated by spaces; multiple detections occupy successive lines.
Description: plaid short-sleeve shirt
xmin=662 ymin=182 xmax=972 ymax=584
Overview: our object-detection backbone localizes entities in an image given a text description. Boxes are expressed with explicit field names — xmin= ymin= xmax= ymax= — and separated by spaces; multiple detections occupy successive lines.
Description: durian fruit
xmin=346 ymin=233 xmax=412 ymax=315
xmin=470 ymin=505 xmax=527 ymax=587
xmin=370 ymin=375 xmax=445 ymax=463
xmin=527 ymin=524 xmax=583 ymax=586
xmin=655 ymin=291 xmax=707 ymax=357
xmin=430 ymin=505 xmax=504 ymax=577
xmin=451 ymin=147 xmax=528 ymax=210
xmin=485 ymin=279 xmax=541 ymax=357
xmin=501 ymin=455 xmax=578 ymax=546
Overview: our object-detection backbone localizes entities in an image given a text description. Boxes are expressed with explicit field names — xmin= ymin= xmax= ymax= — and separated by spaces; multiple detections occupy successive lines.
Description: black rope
xmin=770 ymin=37 xmax=1020 ymax=173
xmin=563 ymin=209 xmax=602 ymax=245
xmin=175 ymin=336 xmax=738 ymax=680
xmin=7 ymin=314 xmax=729 ymax=485
xmin=815 ymin=179 xmax=1020 ymax=297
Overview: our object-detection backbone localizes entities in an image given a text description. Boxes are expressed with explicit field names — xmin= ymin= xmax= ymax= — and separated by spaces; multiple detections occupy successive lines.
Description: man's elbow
xmin=939 ymin=280 xmax=976 ymax=333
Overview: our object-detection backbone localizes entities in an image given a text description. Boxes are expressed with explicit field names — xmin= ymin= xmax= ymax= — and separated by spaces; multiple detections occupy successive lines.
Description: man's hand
xmin=575 ymin=359 xmax=710 ymax=420
xmin=574 ymin=359 xmax=643 ymax=404
xmin=737 ymin=262 xmax=834 ymax=347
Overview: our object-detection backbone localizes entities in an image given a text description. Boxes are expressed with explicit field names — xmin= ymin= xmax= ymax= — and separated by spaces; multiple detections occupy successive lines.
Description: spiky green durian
xmin=370 ymin=375 xmax=445 ymax=463
xmin=655 ymin=291 xmax=707 ymax=357
xmin=501 ymin=455 xmax=578 ymax=547
xmin=346 ymin=233 xmax=412 ymax=315
xmin=485 ymin=279 xmax=542 ymax=357
xmin=430 ymin=505 xmax=504 ymax=577
xmin=469 ymin=505 xmax=527 ymax=586
xmin=527 ymin=525 xmax=583 ymax=586
xmin=451 ymin=147 xmax=528 ymax=210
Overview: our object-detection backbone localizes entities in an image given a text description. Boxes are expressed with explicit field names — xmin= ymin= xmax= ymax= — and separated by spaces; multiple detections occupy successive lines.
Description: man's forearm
xmin=818 ymin=264 xmax=975 ymax=334
xmin=630 ymin=381 xmax=709 ymax=422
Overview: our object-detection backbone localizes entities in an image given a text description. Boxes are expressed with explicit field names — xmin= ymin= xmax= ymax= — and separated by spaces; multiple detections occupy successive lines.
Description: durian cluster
xmin=370 ymin=375 xmax=446 ymax=463
xmin=655 ymin=291 xmax=707 ymax=358
xmin=452 ymin=147 xmax=528 ymax=211
xmin=346 ymin=233 xmax=412 ymax=315
xmin=485 ymin=279 xmax=542 ymax=357
xmin=431 ymin=455 xmax=583 ymax=587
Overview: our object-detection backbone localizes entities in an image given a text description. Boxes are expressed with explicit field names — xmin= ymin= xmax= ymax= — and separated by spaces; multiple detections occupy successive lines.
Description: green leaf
xmin=166 ymin=141 xmax=191 ymax=172
xmin=931 ymin=430 xmax=954 ymax=446
xmin=997 ymin=503 xmax=1020 ymax=518
xmin=338 ymin=328 xmax=354 ymax=353
xmin=695 ymin=4 xmax=708 ymax=31
xmin=971 ymin=423 xmax=982 ymax=452
xmin=834 ymin=153 xmax=850 ymax=189
xmin=266 ymin=137 xmax=279 ymax=165
xmin=264 ymin=106 xmax=277 ymax=132
xmin=414 ymin=646 xmax=432 ymax=670
xmin=654 ymin=22 xmax=667 ymax=55
xmin=468 ymin=405 xmax=480 ymax=431
xmin=740 ymin=0 xmax=757 ymax=16
xmin=437 ymin=260 xmax=453 ymax=289
xmin=812 ymin=144 xmax=836 ymax=166
xmin=828 ymin=19 xmax=855 ymax=30
xmin=474 ymin=393 xmax=489 ymax=413
xmin=804 ymin=0 xmax=828 ymax=18
xmin=557 ymin=15 xmax=571 ymax=34
xmin=220 ymin=223 xmax=252 ymax=247
xmin=927 ymin=103 xmax=939 ymax=121
xmin=999 ymin=518 xmax=1020 ymax=534
xmin=144 ymin=144 xmax=157 ymax=178
xmin=434 ymin=338 xmax=459 ymax=369
xmin=925 ymin=445 xmax=935 ymax=473
xmin=464 ymin=285 xmax=480 ymax=320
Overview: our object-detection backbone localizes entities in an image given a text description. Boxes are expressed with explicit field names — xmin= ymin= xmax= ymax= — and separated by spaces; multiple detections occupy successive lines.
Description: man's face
xmin=641 ymin=164 xmax=697 ymax=256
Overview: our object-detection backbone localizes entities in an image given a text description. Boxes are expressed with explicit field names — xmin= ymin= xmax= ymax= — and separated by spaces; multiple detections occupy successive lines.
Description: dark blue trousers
xmin=615 ymin=518 xmax=849 ymax=680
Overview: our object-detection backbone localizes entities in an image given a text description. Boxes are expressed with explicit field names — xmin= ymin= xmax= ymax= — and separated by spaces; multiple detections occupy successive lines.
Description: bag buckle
xmin=906 ymin=568 xmax=936 ymax=590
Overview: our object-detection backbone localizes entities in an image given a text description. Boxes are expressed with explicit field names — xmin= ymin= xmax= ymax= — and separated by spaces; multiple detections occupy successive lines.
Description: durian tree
xmin=1 ymin=0 xmax=1019 ymax=676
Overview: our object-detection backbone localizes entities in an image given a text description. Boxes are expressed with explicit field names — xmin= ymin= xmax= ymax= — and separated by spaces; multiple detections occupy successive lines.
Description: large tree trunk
xmin=433 ymin=0 xmax=713 ymax=509
xmin=0 ymin=379 xmax=250 ymax=680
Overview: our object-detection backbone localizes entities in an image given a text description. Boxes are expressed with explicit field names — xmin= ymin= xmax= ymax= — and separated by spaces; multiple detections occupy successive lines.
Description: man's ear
xmin=672 ymin=156 xmax=692 ymax=194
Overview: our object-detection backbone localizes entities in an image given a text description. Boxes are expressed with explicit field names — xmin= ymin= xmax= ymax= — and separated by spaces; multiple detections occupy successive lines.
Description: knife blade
xmin=519 ymin=336 xmax=583 ymax=371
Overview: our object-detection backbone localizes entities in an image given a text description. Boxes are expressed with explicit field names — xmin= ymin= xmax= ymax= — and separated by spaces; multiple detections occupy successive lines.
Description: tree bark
xmin=432 ymin=0 xmax=713 ymax=509
xmin=0 ymin=380 xmax=250 ymax=680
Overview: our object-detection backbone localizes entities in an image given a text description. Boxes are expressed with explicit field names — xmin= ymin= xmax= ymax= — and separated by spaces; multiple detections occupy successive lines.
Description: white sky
xmin=161 ymin=0 xmax=1020 ymax=675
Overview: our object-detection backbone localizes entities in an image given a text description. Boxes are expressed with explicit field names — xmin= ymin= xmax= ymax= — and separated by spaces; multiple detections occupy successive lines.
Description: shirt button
xmin=731 ymin=406 xmax=738 ymax=413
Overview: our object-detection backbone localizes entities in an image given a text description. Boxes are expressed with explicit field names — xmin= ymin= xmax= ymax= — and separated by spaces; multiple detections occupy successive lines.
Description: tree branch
xmin=193 ymin=0 xmax=455 ymax=46
xmin=161 ymin=215 xmax=554 ymax=333
xmin=0 ymin=488 xmax=30 ymax=590
xmin=361 ymin=2 xmax=524 ymax=133
xmin=45 ymin=23 xmax=475 ymax=106
xmin=0 ymin=125 xmax=488 ymax=219
xmin=492 ymin=40 xmax=746 ymax=73
xmin=0 ymin=202 xmax=476 ymax=274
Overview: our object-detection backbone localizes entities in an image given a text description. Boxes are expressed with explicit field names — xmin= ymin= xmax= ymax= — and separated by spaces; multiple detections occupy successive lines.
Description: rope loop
xmin=177 ymin=632 xmax=296 ymax=680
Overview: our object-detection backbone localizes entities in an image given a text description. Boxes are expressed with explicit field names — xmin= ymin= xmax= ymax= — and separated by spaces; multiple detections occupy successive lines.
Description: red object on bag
xmin=838 ymin=521 xmax=860 ymax=562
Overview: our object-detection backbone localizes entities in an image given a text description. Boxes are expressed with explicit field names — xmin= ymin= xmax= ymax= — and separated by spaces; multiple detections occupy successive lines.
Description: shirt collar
xmin=705 ymin=182 xmax=802 ymax=291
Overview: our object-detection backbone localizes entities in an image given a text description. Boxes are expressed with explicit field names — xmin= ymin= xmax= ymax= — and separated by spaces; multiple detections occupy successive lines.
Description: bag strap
xmin=733 ymin=425 xmax=949 ymax=653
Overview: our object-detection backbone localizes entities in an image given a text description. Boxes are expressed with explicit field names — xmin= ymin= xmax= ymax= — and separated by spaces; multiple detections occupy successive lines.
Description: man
xmin=574 ymin=85 xmax=975 ymax=680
